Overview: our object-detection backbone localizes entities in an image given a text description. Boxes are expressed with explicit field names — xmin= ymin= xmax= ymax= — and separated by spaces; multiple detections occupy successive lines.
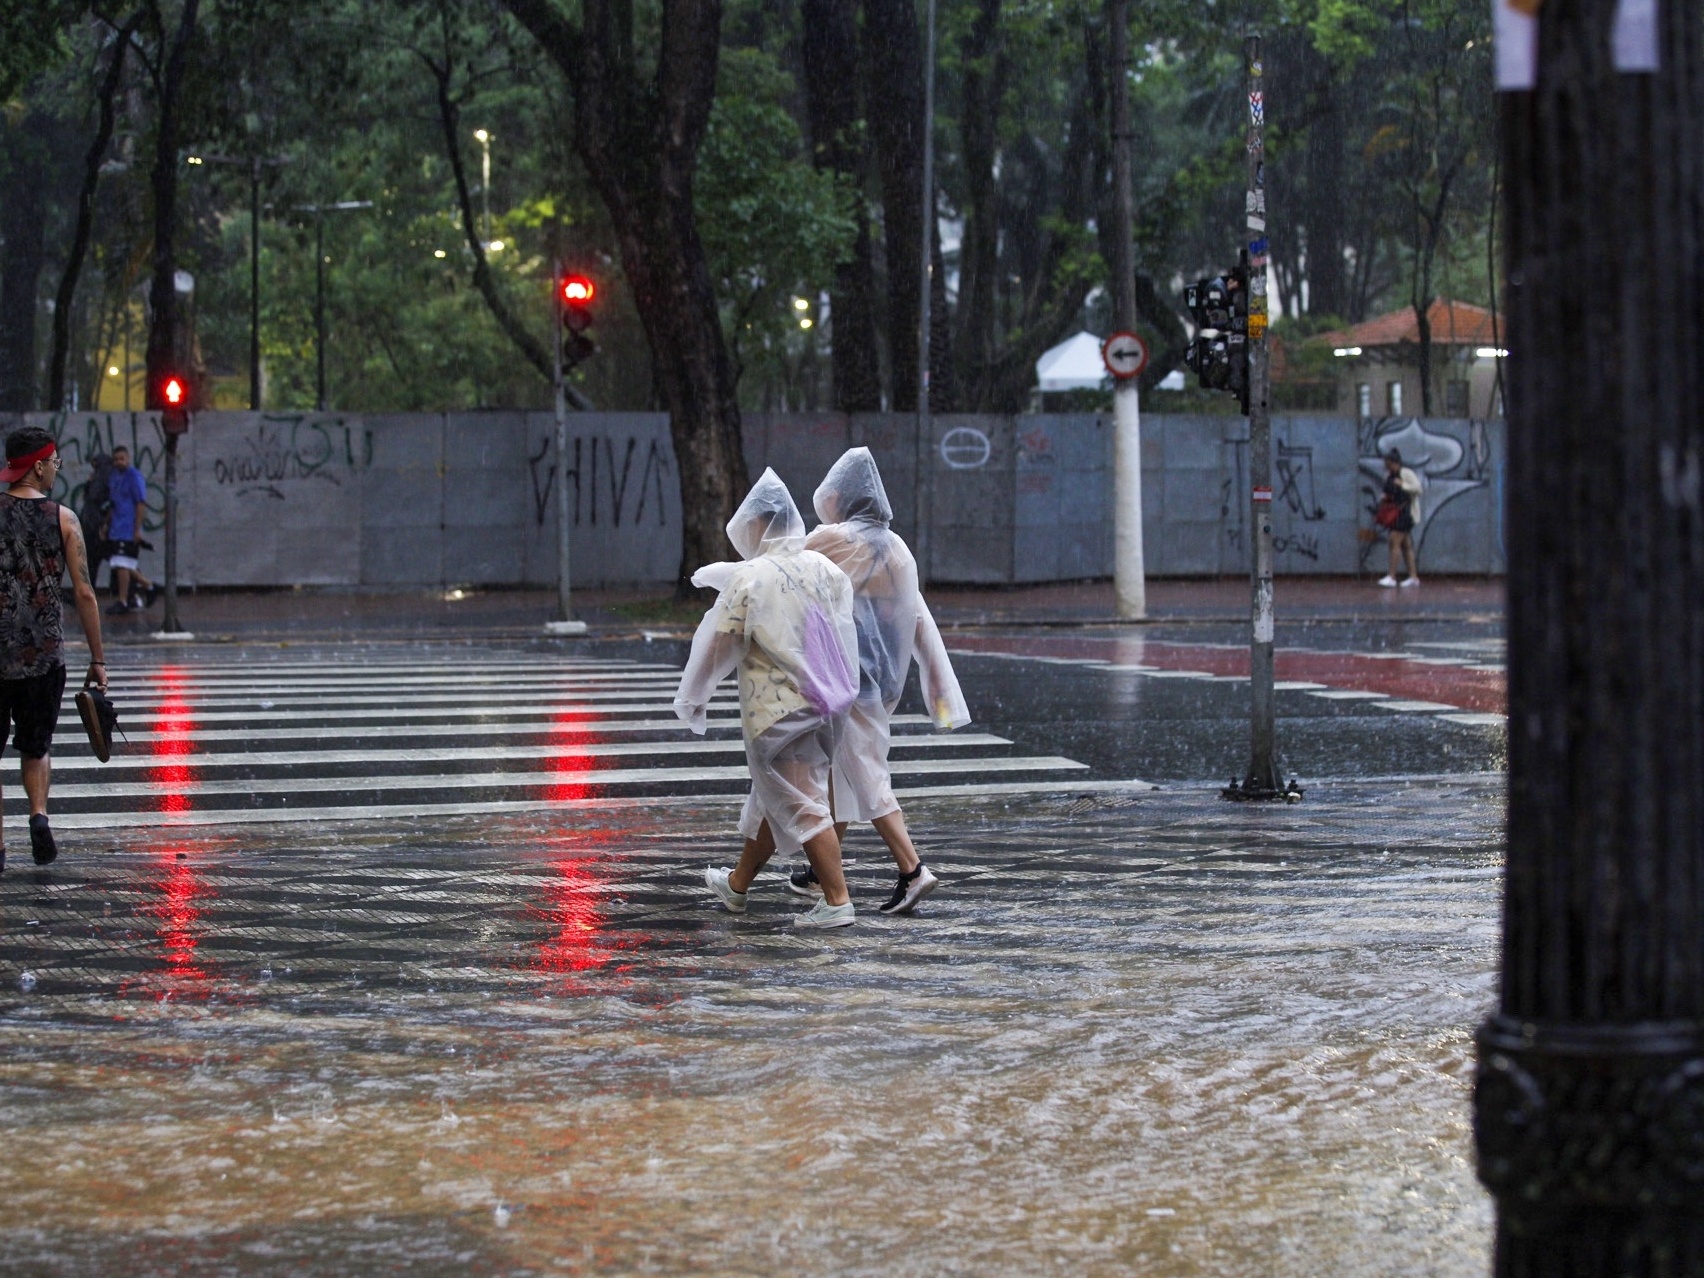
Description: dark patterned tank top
xmin=0 ymin=495 xmax=65 ymax=678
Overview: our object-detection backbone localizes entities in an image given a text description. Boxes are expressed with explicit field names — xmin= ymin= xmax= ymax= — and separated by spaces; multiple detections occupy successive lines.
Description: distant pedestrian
xmin=1376 ymin=449 xmax=1422 ymax=588
xmin=675 ymin=469 xmax=862 ymax=928
xmin=791 ymin=447 xmax=970 ymax=914
xmin=0 ymin=427 xmax=108 ymax=872
xmin=104 ymin=445 xmax=159 ymax=613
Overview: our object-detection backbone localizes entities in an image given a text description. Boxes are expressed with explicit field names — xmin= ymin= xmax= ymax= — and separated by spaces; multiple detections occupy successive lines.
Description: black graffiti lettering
xmin=635 ymin=439 xmax=671 ymax=526
xmin=1275 ymin=438 xmax=1326 ymax=521
xmin=212 ymin=417 xmax=350 ymax=491
xmin=605 ymin=437 xmax=638 ymax=528
xmin=1273 ymin=532 xmax=1320 ymax=561
xmin=528 ymin=435 xmax=555 ymax=527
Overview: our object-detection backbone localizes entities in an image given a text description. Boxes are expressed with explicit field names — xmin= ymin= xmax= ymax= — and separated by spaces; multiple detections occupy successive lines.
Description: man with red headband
xmin=0 ymin=427 xmax=107 ymax=872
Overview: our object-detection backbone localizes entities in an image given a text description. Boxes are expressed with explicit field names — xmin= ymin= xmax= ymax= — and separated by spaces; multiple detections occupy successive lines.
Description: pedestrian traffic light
xmin=1183 ymin=256 xmax=1251 ymax=415
xmin=155 ymin=370 xmax=191 ymax=435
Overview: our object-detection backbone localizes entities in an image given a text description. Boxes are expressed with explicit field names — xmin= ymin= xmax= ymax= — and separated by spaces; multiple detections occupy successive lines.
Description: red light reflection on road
xmin=535 ymin=853 xmax=612 ymax=976
xmin=544 ymin=711 xmax=601 ymax=804
xmin=116 ymin=844 xmax=217 ymax=1002
xmin=148 ymin=666 xmax=199 ymax=813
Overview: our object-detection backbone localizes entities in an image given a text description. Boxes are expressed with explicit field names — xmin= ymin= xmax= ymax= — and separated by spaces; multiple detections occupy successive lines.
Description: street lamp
xmin=183 ymin=149 xmax=291 ymax=409
xmin=473 ymin=128 xmax=492 ymax=248
xmin=294 ymin=200 xmax=374 ymax=411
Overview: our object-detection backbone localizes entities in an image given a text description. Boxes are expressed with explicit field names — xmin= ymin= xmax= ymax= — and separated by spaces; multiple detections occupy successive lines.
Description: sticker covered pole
xmin=1230 ymin=33 xmax=1286 ymax=801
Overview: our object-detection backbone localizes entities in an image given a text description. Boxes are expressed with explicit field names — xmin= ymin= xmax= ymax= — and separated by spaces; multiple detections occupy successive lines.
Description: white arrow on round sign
xmin=1102 ymin=330 xmax=1150 ymax=381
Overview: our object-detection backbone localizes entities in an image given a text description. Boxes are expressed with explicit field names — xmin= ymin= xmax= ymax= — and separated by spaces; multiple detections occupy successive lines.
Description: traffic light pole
xmin=1108 ymin=0 xmax=1145 ymax=621
xmin=546 ymin=260 xmax=587 ymax=637
xmin=1224 ymin=34 xmax=1291 ymax=803
xmin=160 ymin=433 xmax=185 ymax=635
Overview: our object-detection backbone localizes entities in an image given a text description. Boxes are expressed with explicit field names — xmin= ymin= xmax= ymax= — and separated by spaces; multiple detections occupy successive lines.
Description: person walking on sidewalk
xmin=789 ymin=447 xmax=971 ymax=914
xmin=104 ymin=445 xmax=159 ymax=613
xmin=1377 ymin=449 xmax=1423 ymax=588
xmin=674 ymin=469 xmax=862 ymax=928
xmin=0 ymin=427 xmax=108 ymax=871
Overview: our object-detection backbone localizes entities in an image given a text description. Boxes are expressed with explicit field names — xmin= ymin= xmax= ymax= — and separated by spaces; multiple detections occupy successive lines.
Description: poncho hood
xmin=813 ymin=447 xmax=893 ymax=526
xmin=727 ymin=467 xmax=807 ymax=559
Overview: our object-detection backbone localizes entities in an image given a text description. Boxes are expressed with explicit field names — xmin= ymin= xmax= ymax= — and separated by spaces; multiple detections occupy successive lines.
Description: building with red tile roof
xmin=1314 ymin=299 xmax=1507 ymax=418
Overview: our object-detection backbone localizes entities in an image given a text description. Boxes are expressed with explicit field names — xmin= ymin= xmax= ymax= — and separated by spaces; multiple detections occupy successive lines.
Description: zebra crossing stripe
xmin=44 ymin=732 xmax=1016 ymax=775
xmin=40 ymin=754 xmax=1087 ymax=802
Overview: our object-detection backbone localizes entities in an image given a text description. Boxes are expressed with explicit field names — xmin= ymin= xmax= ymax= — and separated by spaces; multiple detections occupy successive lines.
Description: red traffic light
xmin=162 ymin=375 xmax=186 ymax=406
xmin=561 ymin=275 xmax=595 ymax=305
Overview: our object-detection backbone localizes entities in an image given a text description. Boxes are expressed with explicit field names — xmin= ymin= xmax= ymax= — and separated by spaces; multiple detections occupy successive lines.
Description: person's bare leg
xmin=870 ymin=809 xmax=920 ymax=875
xmin=115 ymin=567 xmax=133 ymax=603
xmin=22 ymin=755 xmax=49 ymax=817
xmin=802 ymin=826 xmax=849 ymax=907
xmin=1403 ymin=535 xmax=1419 ymax=579
xmin=729 ymin=820 xmax=777 ymax=894
xmin=1387 ymin=534 xmax=1400 ymax=579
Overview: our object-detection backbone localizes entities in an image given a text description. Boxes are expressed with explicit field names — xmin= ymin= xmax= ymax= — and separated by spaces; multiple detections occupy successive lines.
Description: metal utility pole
xmin=1108 ymin=0 xmax=1145 ymax=620
xmin=1476 ymin=2 xmax=1703 ymax=1269
xmin=1224 ymin=34 xmax=1289 ymax=802
xmin=161 ymin=434 xmax=183 ymax=634
xmin=296 ymin=200 xmax=373 ymax=412
xmin=911 ymin=0 xmax=939 ymax=586
xmin=546 ymin=259 xmax=588 ymax=636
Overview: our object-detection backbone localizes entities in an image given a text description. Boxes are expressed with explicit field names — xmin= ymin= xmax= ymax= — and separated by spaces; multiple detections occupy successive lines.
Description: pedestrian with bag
xmin=0 ymin=427 xmax=109 ymax=871
xmin=790 ymin=447 xmax=970 ymax=914
xmin=1375 ymin=449 xmax=1423 ymax=587
xmin=675 ymin=469 xmax=862 ymax=928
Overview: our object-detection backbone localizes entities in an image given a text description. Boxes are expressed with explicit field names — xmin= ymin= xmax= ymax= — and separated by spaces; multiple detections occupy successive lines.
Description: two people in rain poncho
xmin=674 ymin=453 xmax=968 ymax=927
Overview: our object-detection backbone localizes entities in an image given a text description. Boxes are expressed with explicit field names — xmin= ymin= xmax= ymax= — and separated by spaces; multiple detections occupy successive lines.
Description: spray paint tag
xmin=1249 ymin=91 xmax=1265 ymax=126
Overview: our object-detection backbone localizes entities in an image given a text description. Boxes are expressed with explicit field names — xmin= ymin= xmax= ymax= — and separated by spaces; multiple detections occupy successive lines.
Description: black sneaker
xmin=104 ymin=601 xmax=131 ymax=616
xmin=76 ymin=685 xmax=119 ymax=763
xmin=29 ymin=814 xmax=56 ymax=866
xmin=879 ymin=863 xmax=939 ymax=915
xmin=788 ymin=863 xmax=824 ymax=898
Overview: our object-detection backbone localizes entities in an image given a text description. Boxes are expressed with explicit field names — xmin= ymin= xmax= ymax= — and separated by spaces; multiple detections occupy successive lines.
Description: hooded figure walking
xmin=674 ymin=469 xmax=862 ymax=928
xmin=792 ymin=447 xmax=970 ymax=913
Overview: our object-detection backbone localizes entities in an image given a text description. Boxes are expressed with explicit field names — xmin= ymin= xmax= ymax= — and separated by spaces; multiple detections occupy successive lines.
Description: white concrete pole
xmin=1109 ymin=0 xmax=1145 ymax=619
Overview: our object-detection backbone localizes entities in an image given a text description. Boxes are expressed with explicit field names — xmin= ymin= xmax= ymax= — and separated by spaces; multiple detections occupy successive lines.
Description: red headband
xmin=0 ymin=443 xmax=57 ymax=485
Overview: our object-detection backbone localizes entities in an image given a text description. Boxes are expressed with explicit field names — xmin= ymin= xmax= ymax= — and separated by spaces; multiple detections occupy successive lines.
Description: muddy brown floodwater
xmin=0 ymin=780 xmax=1500 ymax=1277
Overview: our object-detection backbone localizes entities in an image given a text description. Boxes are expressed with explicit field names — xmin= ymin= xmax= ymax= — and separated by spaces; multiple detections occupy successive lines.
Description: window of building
xmin=1386 ymin=380 xmax=1403 ymax=415
xmin=1446 ymin=379 xmax=1471 ymax=416
xmin=1357 ymin=383 xmax=1372 ymax=417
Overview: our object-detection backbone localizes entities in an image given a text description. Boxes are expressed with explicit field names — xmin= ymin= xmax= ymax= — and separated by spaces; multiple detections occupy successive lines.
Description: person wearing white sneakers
xmin=1376 ymin=449 xmax=1423 ymax=588
xmin=786 ymin=448 xmax=970 ymax=915
xmin=675 ymin=470 xmax=862 ymax=929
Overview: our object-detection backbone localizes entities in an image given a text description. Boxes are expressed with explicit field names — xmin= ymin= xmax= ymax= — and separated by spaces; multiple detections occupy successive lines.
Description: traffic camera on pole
xmin=558 ymin=272 xmax=597 ymax=364
xmin=154 ymin=371 xmax=191 ymax=435
xmin=1183 ymin=253 xmax=1252 ymax=415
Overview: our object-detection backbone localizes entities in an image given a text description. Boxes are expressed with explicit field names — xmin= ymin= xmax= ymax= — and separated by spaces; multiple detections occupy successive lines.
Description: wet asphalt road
xmin=0 ymin=627 xmax=1504 ymax=1276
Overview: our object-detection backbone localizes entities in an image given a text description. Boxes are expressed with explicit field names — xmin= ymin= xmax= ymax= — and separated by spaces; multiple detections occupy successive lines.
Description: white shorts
xmin=109 ymin=554 xmax=140 ymax=571
xmin=830 ymin=697 xmax=899 ymax=824
xmin=737 ymin=708 xmax=841 ymax=855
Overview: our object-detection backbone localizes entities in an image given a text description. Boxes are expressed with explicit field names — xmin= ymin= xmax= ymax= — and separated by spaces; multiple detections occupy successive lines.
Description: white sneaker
xmin=793 ymin=898 xmax=856 ymax=929
xmin=1377 ymin=575 xmax=1398 ymax=587
xmin=705 ymin=866 xmax=747 ymax=914
xmin=1399 ymin=576 xmax=1420 ymax=588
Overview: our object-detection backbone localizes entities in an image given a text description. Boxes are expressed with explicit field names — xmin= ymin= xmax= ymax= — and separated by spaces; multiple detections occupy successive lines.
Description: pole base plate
xmin=149 ymin=630 xmax=197 ymax=643
xmin=544 ymin=620 xmax=589 ymax=636
xmin=1221 ymin=777 xmax=1304 ymax=803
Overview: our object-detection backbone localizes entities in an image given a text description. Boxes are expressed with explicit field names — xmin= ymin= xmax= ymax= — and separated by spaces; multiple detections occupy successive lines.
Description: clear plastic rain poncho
xmin=674 ymin=469 xmax=859 ymax=852
xmin=806 ymin=447 xmax=970 ymax=824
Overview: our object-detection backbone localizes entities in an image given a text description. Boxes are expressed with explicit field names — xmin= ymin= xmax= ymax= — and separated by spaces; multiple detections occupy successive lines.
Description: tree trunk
xmin=49 ymin=12 xmax=139 ymax=411
xmin=502 ymin=0 xmax=746 ymax=592
xmin=0 ymin=113 xmax=48 ymax=412
xmin=800 ymin=0 xmax=881 ymax=411
xmin=144 ymin=0 xmax=201 ymax=404
xmin=952 ymin=0 xmax=1004 ymax=406
xmin=861 ymin=0 xmax=924 ymax=411
xmin=1476 ymin=1 xmax=1704 ymax=1269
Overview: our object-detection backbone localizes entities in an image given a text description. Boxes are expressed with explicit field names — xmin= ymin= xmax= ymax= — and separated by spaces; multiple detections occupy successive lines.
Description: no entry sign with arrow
xmin=1102 ymin=330 xmax=1150 ymax=381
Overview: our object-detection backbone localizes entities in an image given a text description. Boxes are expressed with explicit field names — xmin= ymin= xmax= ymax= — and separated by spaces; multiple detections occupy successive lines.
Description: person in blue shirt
xmin=104 ymin=446 xmax=158 ymax=614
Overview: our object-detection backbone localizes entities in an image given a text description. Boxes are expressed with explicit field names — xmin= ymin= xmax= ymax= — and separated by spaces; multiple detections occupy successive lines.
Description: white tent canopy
xmin=1034 ymin=331 xmax=1109 ymax=392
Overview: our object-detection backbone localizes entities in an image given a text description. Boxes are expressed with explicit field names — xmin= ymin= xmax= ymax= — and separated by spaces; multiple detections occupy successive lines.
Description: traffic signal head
xmin=560 ymin=273 xmax=596 ymax=333
xmin=155 ymin=370 xmax=191 ymax=434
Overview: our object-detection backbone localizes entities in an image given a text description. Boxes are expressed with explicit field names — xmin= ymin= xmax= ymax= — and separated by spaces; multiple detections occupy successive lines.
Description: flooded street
xmin=0 ymin=778 xmax=1500 ymax=1276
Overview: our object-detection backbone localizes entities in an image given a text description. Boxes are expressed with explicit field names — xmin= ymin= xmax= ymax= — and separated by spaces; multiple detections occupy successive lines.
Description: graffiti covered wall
xmin=13 ymin=410 xmax=1499 ymax=587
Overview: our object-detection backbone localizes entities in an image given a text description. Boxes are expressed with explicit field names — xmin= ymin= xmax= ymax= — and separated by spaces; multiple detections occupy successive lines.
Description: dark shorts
xmin=0 ymin=665 xmax=67 ymax=760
